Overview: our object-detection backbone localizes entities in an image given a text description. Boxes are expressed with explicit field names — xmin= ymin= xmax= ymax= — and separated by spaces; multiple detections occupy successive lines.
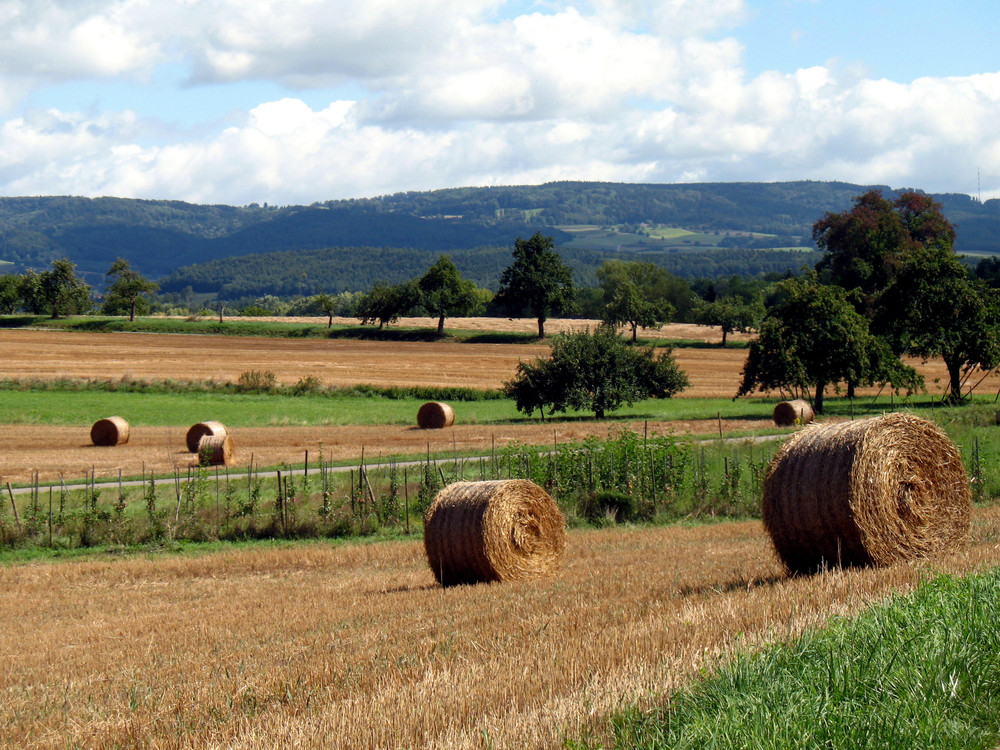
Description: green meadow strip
xmin=575 ymin=569 xmax=1000 ymax=750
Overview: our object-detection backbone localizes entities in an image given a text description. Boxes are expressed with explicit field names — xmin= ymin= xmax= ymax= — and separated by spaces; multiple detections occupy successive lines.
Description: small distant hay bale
xmin=417 ymin=401 xmax=455 ymax=429
xmin=90 ymin=416 xmax=130 ymax=446
xmin=197 ymin=433 xmax=235 ymax=466
xmin=423 ymin=480 xmax=565 ymax=586
xmin=762 ymin=413 xmax=971 ymax=574
xmin=773 ymin=399 xmax=814 ymax=427
xmin=186 ymin=421 xmax=227 ymax=453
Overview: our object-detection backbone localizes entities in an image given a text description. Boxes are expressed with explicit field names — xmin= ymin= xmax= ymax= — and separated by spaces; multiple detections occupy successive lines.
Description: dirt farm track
xmin=1 ymin=319 xmax=998 ymax=484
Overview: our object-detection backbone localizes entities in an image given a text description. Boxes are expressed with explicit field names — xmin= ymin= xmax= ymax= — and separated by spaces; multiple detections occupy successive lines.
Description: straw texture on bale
xmin=773 ymin=399 xmax=815 ymax=426
xmin=197 ymin=433 xmax=235 ymax=466
xmin=423 ymin=480 xmax=565 ymax=586
xmin=186 ymin=421 xmax=227 ymax=453
xmin=90 ymin=416 xmax=130 ymax=446
xmin=762 ymin=413 xmax=971 ymax=574
xmin=417 ymin=401 xmax=455 ymax=429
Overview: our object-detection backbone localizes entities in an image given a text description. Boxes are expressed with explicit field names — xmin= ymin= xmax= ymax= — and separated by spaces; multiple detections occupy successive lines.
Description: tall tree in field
xmin=356 ymin=281 xmax=418 ymax=329
xmin=493 ymin=232 xmax=575 ymax=338
xmin=696 ymin=295 xmax=763 ymax=346
xmin=597 ymin=260 xmax=675 ymax=342
xmin=102 ymin=258 xmax=159 ymax=321
xmin=737 ymin=274 xmax=917 ymax=414
xmin=38 ymin=258 xmax=92 ymax=319
xmin=417 ymin=255 xmax=481 ymax=335
xmin=814 ymin=190 xmax=955 ymax=314
xmin=875 ymin=247 xmax=1000 ymax=403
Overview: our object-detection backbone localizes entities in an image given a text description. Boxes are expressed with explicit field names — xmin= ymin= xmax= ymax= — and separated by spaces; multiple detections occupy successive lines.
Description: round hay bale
xmin=773 ymin=399 xmax=814 ymax=427
xmin=762 ymin=413 xmax=971 ymax=574
xmin=423 ymin=480 xmax=565 ymax=586
xmin=186 ymin=421 xmax=227 ymax=453
xmin=90 ymin=416 xmax=130 ymax=446
xmin=197 ymin=433 xmax=235 ymax=466
xmin=417 ymin=401 xmax=455 ymax=429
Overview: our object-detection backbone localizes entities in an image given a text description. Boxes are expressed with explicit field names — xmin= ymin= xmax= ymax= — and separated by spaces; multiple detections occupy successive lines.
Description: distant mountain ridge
xmin=1 ymin=181 xmax=996 ymax=293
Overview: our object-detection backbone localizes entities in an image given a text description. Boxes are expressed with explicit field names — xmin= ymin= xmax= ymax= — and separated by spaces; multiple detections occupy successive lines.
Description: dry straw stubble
xmin=417 ymin=401 xmax=455 ymax=429
xmin=773 ymin=399 xmax=815 ymax=426
xmin=186 ymin=420 xmax=227 ymax=453
xmin=90 ymin=416 xmax=130 ymax=446
xmin=762 ymin=412 xmax=971 ymax=574
xmin=424 ymin=480 xmax=566 ymax=586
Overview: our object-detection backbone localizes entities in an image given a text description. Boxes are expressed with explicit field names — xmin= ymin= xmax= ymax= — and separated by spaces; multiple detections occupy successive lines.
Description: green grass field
xmin=575 ymin=569 xmax=1000 ymax=750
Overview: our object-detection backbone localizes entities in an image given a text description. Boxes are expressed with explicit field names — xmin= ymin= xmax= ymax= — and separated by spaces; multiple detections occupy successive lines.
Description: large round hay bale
xmin=90 ymin=416 xmax=130 ymax=446
xmin=186 ymin=420 xmax=227 ymax=453
xmin=773 ymin=399 xmax=814 ymax=426
xmin=423 ymin=480 xmax=565 ymax=586
xmin=417 ymin=401 xmax=455 ymax=429
xmin=762 ymin=413 xmax=971 ymax=574
xmin=197 ymin=433 xmax=235 ymax=466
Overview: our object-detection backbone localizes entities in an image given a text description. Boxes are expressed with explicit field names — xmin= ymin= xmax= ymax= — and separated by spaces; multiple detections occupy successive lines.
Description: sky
xmin=1 ymin=0 xmax=998 ymax=206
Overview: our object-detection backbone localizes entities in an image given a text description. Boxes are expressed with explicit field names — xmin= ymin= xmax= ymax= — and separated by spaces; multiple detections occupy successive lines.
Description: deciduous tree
xmin=356 ymin=281 xmax=418 ymax=329
xmin=503 ymin=326 xmax=688 ymax=419
xmin=102 ymin=258 xmax=159 ymax=321
xmin=814 ymin=190 xmax=955 ymax=314
xmin=597 ymin=260 xmax=675 ymax=342
xmin=737 ymin=274 xmax=916 ymax=413
xmin=875 ymin=247 xmax=1000 ymax=403
xmin=417 ymin=255 xmax=481 ymax=335
xmin=38 ymin=258 xmax=92 ymax=319
xmin=493 ymin=232 xmax=575 ymax=338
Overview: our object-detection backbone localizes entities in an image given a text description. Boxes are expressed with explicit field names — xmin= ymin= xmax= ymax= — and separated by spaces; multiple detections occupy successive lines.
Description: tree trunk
xmin=327 ymin=315 xmax=333 ymax=328
xmin=129 ymin=298 xmax=136 ymax=322
xmin=437 ymin=314 xmax=446 ymax=336
xmin=721 ymin=327 xmax=728 ymax=347
xmin=631 ymin=323 xmax=638 ymax=343
xmin=813 ymin=382 xmax=825 ymax=414
xmin=537 ymin=317 xmax=545 ymax=338
xmin=946 ymin=357 xmax=963 ymax=403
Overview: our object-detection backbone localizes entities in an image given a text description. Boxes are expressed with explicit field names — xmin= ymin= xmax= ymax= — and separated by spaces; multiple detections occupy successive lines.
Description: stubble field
xmin=2 ymin=318 xmax=999 ymax=747
xmin=2 ymin=320 xmax=993 ymax=484
xmin=2 ymin=506 xmax=999 ymax=749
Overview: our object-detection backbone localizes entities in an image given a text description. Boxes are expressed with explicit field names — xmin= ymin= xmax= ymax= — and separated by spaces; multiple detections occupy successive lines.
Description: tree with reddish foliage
xmin=813 ymin=190 xmax=955 ymax=314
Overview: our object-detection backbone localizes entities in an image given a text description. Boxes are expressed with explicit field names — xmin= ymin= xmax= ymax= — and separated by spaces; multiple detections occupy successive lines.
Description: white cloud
xmin=1 ymin=0 xmax=999 ymax=203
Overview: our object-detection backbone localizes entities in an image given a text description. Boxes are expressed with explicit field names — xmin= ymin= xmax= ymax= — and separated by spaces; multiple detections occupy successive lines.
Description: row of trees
xmin=737 ymin=191 xmax=1000 ymax=409
xmin=0 ymin=258 xmax=158 ymax=321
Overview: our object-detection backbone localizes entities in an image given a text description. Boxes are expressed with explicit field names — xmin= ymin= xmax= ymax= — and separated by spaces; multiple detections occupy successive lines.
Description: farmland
xmin=1 ymin=317 xmax=999 ymax=748
xmin=1 ymin=507 xmax=999 ymax=748
xmin=2 ymin=319 xmax=997 ymax=485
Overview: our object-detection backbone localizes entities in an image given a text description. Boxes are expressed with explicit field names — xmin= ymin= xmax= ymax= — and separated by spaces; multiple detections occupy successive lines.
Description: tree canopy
xmin=875 ymin=247 xmax=1000 ymax=403
xmin=356 ymin=281 xmax=418 ymax=329
xmin=102 ymin=257 xmax=159 ymax=321
xmin=417 ymin=255 xmax=482 ymax=335
xmin=503 ymin=326 xmax=688 ymax=419
xmin=32 ymin=258 xmax=92 ymax=319
xmin=814 ymin=190 xmax=955 ymax=313
xmin=597 ymin=260 xmax=676 ymax=342
xmin=493 ymin=232 xmax=576 ymax=338
xmin=736 ymin=274 xmax=917 ymax=413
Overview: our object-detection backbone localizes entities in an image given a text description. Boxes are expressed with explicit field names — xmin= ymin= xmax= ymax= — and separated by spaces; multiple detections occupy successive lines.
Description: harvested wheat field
xmin=0 ymin=418 xmax=774 ymax=484
xmin=0 ymin=325 xmax=752 ymax=393
xmin=1 ymin=505 xmax=998 ymax=749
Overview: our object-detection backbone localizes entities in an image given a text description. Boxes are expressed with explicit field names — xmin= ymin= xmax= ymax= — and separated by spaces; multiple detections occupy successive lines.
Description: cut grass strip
xmin=575 ymin=568 xmax=1000 ymax=750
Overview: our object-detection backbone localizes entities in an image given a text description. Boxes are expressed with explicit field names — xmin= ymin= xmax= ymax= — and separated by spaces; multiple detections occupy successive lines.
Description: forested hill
xmin=1 ymin=181 xmax=997 ymax=289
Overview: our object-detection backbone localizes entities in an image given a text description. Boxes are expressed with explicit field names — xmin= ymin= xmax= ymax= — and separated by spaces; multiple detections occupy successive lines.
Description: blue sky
xmin=1 ymin=0 xmax=998 ymax=205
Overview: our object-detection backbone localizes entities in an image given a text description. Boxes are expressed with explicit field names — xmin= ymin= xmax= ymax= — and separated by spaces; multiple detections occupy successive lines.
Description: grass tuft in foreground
xmin=574 ymin=568 xmax=1000 ymax=750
